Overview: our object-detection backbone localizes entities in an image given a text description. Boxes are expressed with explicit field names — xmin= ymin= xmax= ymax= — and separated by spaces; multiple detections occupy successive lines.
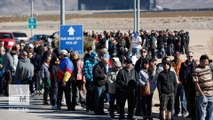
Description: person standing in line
xmin=157 ymin=61 xmax=177 ymax=120
xmin=49 ymin=56 xmax=59 ymax=110
xmin=135 ymin=48 xmax=149 ymax=116
xmin=107 ymin=58 xmax=122 ymax=118
xmin=15 ymin=51 xmax=34 ymax=92
xmin=93 ymin=54 xmax=109 ymax=115
xmin=139 ymin=59 xmax=156 ymax=120
xmin=116 ymin=58 xmax=138 ymax=119
xmin=148 ymin=58 xmax=157 ymax=120
xmin=41 ymin=56 xmax=51 ymax=105
xmin=3 ymin=48 xmax=14 ymax=96
xmin=70 ymin=50 xmax=85 ymax=110
xmin=193 ymin=55 xmax=213 ymax=120
xmin=83 ymin=51 xmax=98 ymax=112
xmin=33 ymin=46 xmax=43 ymax=95
xmin=131 ymin=32 xmax=142 ymax=59
xmin=179 ymin=51 xmax=198 ymax=120
xmin=57 ymin=50 xmax=74 ymax=110
xmin=172 ymin=52 xmax=188 ymax=117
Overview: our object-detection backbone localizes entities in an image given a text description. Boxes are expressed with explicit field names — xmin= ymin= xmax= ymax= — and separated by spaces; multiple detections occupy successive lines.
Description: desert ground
xmin=0 ymin=11 xmax=213 ymax=117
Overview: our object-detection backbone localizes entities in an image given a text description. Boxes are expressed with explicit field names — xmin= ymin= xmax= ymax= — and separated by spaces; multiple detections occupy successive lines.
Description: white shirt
xmin=132 ymin=35 xmax=142 ymax=49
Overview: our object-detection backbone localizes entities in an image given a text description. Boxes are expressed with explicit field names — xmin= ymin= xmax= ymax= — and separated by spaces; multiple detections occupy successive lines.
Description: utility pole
xmin=137 ymin=0 xmax=140 ymax=32
xmin=31 ymin=0 xmax=33 ymax=37
xmin=60 ymin=0 xmax=65 ymax=25
xmin=134 ymin=0 xmax=140 ymax=32
xmin=134 ymin=0 xmax=137 ymax=32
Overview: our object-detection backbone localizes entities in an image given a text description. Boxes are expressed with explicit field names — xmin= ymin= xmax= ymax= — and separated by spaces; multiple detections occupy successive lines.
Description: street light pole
xmin=134 ymin=0 xmax=137 ymax=32
xmin=137 ymin=0 xmax=140 ymax=32
xmin=60 ymin=0 xmax=65 ymax=25
xmin=31 ymin=0 xmax=33 ymax=37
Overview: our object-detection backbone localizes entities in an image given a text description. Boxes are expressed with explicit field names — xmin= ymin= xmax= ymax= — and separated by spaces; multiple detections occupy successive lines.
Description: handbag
xmin=79 ymin=84 xmax=87 ymax=103
xmin=140 ymin=80 xmax=150 ymax=96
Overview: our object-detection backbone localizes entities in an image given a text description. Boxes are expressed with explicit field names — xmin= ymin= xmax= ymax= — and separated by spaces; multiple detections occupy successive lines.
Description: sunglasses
xmin=188 ymin=56 xmax=193 ymax=58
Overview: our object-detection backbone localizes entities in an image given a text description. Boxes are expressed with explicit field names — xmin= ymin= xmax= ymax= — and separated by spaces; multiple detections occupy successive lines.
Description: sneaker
xmin=51 ymin=105 xmax=58 ymax=110
xmin=177 ymin=113 xmax=182 ymax=117
xmin=174 ymin=113 xmax=182 ymax=117
xmin=182 ymin=112 xmax=189 ymax=118
xmin=30 ymin=92 xmax=36 ymax=96
xmin=61 ymin=102 xmax=66 ymax=106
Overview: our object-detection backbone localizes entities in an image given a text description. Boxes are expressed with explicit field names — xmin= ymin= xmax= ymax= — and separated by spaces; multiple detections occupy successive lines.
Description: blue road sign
xmin=60 ymin=25 xmax=83 ymax=55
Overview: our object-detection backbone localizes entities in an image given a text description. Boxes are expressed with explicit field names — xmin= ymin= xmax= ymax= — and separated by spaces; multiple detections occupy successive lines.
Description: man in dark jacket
xmin=157 ymin=61 xmax=177 ymax=120
xmin=179 ymin=51 xmax=198 ymax=120
xmin=135 ymin=48 xmax=149 ymax=73
xmin=116 ymin=58 xmax=138 ymax=119
xmin=93 ymin=53 xmax=109 ymax=115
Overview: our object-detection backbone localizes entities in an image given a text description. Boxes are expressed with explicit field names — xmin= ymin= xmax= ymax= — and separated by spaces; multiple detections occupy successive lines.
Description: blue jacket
xmin=83 ymin=57 xmax=98 ymax=83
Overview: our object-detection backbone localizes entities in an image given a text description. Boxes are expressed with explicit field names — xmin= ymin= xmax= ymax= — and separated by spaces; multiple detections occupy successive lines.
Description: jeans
xmin=167 ymin=44 xmax=174 ymax=56
xmin=157 ymin=48 xmax=165 ymax=58
xmin=132 ymin=48 xmax=140 ymax=58
xmin=197 ymin=96 xmax=213 ymax=120
xmin=93 ymin=85 xmax=106 ymax=114
xmin=185 ymin=84 xmax=198 ymax=120
xmin=174 ymin=85 xmax=188 ymax=114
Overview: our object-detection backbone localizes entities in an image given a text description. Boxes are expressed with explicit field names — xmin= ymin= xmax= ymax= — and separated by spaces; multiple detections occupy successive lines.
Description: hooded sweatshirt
xmin=15 ymin=58 xmax=34 ymax=82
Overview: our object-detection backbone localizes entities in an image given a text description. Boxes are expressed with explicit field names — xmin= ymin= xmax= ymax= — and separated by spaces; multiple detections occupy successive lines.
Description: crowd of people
xmin=0 ymin=29 xmax=212 ymax=120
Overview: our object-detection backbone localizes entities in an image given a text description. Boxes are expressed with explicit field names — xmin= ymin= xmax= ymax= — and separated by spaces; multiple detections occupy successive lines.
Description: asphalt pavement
xmin=0 ymin=94 xmax=190 ymax=120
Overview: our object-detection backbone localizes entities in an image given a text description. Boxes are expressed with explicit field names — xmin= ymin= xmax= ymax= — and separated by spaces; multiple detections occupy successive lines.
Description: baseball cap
xmin=114 ymin=60 xmax=122 ymax=68
xmin=124 ymin=58 xmax=132 ymax=64
xmin=59 ymin=49 xmax=68 ymax=56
